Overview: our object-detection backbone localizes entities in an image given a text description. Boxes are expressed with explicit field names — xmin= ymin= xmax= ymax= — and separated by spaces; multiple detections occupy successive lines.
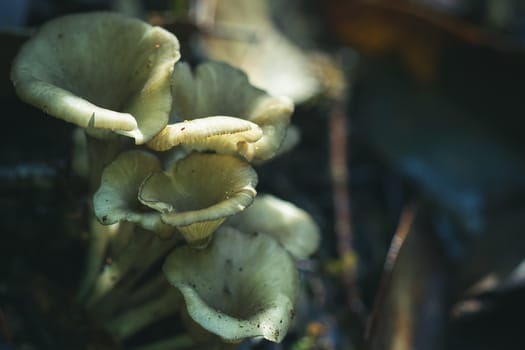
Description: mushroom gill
xmin=163 ymin=226 xmax=298 ymax=342
xmin=147 ymin=61 xmax=293 ymax=162
xmin=139 ymin=152 xmax=258 ymax=246
xmin=93 ymin=150 xmax=173 ymax=238
xmin=11 ymin=11 xmax=180 ymax=143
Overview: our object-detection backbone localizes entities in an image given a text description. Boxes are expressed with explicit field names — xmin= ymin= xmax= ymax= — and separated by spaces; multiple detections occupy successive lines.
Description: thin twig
xmin=328 ymin=98 xmax=368 ymax=344
xmin=365 ymin=203 xmax=417 ymax=340
xmin=329 ymin=104 xmax=354 ymax=289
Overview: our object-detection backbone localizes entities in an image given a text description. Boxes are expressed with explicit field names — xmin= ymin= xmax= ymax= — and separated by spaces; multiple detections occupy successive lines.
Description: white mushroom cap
xmin=147 ymin=61 xmax=293 ymax=162
xmin=93 ymin=150 xmax=173 ymax=238
xmin=227 ymin=194 xmax=320 ymax=259
xmin=163 ymin=226 xmax=298 ymax=343
xmin=11 ymin=12 xmax=180 ymax=143
xmin=139 ymin=153 xmax=257 ymax=246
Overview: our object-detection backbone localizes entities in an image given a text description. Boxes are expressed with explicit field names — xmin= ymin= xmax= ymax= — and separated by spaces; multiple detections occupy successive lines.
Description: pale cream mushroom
xmin=11 ymin=11 xmax=180 ymax=143
xmin=227 ymin=194 xmax=320 ymax=259
xmin=93 ymin=150 xmax=173 ymax=238
xmin=86 ymin=150 xmax=177 ymax=305
xmin=147 ymin=61 xmax=294 ymax=162
xmin=194 ymin=0 xmax=322 ymax=103
xmin=139 ymin=152 xmax=257 ymax=246
xmin=78 ymin=146 xmax=173 ymax=301
xmin=163 ymin=226 xmax=298 ymax=343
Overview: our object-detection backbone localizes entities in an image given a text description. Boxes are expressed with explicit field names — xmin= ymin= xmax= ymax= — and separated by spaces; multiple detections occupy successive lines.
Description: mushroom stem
xmin=85 ymin=228 xmax=179 ymax=308
xmin=76 ymin=135 xmax=129 ymax=301
xmin=76 ymin=218 xmax=120 ymax=301
xmin=119 ymin=274 xmax=170 ymax=310
xmin=92 ymin=273 xmax=168 ymax=320
xmin=117 ymin=236 xmax=179 ymax=290
xmin=93 ymin=237 xmax=181 ymax=318
xmin=106 ymin=287 xmax=182 ymax=341
xmin=84 ymin=228 xmax=154 ymax=307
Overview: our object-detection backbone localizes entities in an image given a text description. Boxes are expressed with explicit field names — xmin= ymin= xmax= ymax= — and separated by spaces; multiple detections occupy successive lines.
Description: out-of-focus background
xmin=2 ymin=0 xmax=525 ymax=349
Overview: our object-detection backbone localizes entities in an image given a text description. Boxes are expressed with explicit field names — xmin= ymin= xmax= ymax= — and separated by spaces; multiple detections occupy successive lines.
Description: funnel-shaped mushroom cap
xmin=11 ymin=12 xmax=180 ymax=143
xmin=198 ymin=0 xmax=322 ymax=103
xmin=139 ymin=153 xmax=257 ymax=246
xmin=163 ymin=227 xmax=298 ymax=343
xmin=227 ymin=194 xmax=320 ymax=259
xmin=147 ymin=61 xmax=293 ymax=162
xmin=93 ymin=150 xmax=173 ymax=238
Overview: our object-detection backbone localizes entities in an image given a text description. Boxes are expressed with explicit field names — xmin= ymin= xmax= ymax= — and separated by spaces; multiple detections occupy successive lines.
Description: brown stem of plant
xmin=329 ymin=100 xmax=367 ymax=336
xmin=365 ymin=203 xmax=417 ymax=340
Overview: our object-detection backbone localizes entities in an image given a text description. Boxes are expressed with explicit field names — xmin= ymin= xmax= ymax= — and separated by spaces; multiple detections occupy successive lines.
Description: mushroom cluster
xmin=11 ymin=11 xmax=320 ymax=348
